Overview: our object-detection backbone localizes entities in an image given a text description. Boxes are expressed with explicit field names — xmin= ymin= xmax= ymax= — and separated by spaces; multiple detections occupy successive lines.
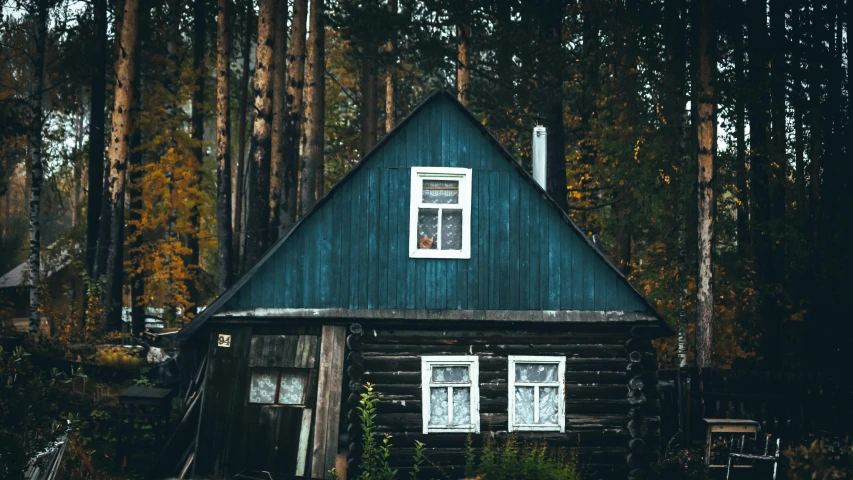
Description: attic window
xmin=409 ymin=167 xmax=472 ymax=259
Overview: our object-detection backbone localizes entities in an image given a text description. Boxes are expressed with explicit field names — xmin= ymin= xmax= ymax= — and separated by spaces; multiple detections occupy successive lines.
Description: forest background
xmin=1 ymin=0 xmax=851 ymax=371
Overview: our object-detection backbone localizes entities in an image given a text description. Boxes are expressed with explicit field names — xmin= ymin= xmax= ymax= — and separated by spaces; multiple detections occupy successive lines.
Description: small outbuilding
xmin=168 ymin=92 xmax=673 ymax=480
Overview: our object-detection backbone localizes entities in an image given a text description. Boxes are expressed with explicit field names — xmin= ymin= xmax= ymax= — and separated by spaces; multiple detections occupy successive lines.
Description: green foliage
xmin=468 ymin=434 xmax=582 ymax=480
xmin=0 ymin=345 xmax=84 ymax=480
xmin=357 ymin=382 xmax=399 ymax=480
xmin=785 ymin=438 xmax=853 ymax=480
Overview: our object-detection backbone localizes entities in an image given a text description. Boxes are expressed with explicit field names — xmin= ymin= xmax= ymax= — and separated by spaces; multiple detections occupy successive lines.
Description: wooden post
xmin=346 ymin=323 xmax=364 ymax=477
xmin=311 ymin=325 xmax=346 ymax=478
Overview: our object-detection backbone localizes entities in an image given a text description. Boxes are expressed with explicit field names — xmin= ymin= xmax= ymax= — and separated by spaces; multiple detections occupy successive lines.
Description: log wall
xmin=348 ymin=323 xmax=661 ymax=479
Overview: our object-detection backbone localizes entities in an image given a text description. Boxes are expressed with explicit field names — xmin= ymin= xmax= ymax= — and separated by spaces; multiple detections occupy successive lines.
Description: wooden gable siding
xmin=225 ymin=95 xmax=647 ymax=313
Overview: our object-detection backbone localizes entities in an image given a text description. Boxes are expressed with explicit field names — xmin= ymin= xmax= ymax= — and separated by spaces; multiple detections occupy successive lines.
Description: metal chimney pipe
xmin=532 ymin=124 xmax=547 ymax=190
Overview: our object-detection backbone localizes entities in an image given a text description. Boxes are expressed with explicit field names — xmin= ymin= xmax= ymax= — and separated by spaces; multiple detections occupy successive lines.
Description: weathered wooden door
xmin=243 ymin=334 xmax=320 ymax=476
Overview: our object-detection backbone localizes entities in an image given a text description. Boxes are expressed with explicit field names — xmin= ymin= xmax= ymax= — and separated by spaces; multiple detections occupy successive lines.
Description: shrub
xmin=465 ymin=434 xmax=581 ymax=480
xmin=785 ymin=438 xmax=853 ymax=480
xmin=652 ymin=435 xmax=709 ymax=480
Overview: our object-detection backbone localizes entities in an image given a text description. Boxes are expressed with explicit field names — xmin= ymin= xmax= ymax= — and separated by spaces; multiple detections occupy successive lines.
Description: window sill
xmin=410 ymin=249 xmax=471 ymax=259
xmin=509 ymin=424 xmax=564 ymax=433
xmin=425 ymin=425 xmax=480 ymax=434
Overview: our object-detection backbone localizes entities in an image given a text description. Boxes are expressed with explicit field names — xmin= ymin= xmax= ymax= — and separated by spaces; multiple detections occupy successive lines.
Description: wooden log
xmin=349 ymin=323 xmax=363 ymax=335
xmin=346 ymin=333 xmax=362 ymax=351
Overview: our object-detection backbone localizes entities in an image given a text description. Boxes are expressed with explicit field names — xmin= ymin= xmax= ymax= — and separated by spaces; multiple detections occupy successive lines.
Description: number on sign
xmin=218 ymin=334 xmax=232 ymax=348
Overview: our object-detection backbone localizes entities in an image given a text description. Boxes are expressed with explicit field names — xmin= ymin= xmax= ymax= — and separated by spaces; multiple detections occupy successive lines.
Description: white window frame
xmin=409 ymin=167 xmax=472 ymax=259
xmin=421 ymin=355 xmax=480 ymax=434
xmin=507 ymin=356 xmax=566 ymax=432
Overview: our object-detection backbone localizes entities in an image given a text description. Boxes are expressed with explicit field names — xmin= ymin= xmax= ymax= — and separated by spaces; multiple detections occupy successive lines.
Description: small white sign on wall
xmin=217 ymin=334 xmax=232 ymax=348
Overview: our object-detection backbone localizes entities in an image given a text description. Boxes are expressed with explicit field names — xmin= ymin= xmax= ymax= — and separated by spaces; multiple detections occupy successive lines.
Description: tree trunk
xmin=244 ymin=0 xmax=276 ymax=269
xmin=807 ymin=2 xmax=821 ymax=245
xmin=748 ymin=0 xmax=779 ymax=365
xmin=791 ymin=3 xmax=806 ymax=232
xmin=99 ymin=0 xmax=140 ymax=330
xmin=299 ymin=0 xmax=325 ymax=215
xmin=732 ymin=0 xmax=748 ymax=255
xmin=360 ymin=2 xmax=378 ymax=157
xmin=234 ymin=1 xmax=253 ymax=270
xmin=28 ymin=0 xmax=48 ymax=335
xmin=128 ymin=0 xmax=148 ymax=335
xmin=216 ymin=0 xmax=234 ymax=293
xmin=384 ymin=0 xmax=397 ymax=134
xmin=456 ymin=23 xmax=471 ymax=107
xmin=86 ymin=0 xmax=107 ymax=281
xmin=280 ymin=0 xmax=307 ymax=231
xmin=540 ymin=0 xmax=567 ymax=212
xmin=188 ymin=0 xmax=206 ymax=314
xmin=269 ymin=0 xmax=287 ymax=241
xmin=695 ymin=0 xmax=715 ymax=370
xmin=769 ymin=0 xmax=786 ymax=275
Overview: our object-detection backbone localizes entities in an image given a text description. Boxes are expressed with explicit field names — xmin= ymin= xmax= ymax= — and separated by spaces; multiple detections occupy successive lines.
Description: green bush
xmin=465 ymin=434 xmax=581 ymax=480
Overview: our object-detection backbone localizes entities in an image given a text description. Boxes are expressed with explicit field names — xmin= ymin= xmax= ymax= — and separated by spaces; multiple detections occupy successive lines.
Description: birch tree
xmin=299 ymin=0 xmax=325 ymax=215
xmin=217 ymin=0 xmax=234 ymax=292
xmin=695 ymin=0 xmax=715 ymax=369
xmin=28 ymin=0 xmax=48 ymax=335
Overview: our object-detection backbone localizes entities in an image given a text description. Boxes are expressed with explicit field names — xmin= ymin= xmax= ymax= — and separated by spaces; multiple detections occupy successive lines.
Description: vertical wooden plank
xmin=283 ymin=228 xmax=296 ymax=308
xmin=508 ymin=174 xmax=520 ymax=310
xmin=386 ymin=167 xmax=398 ymax=308
xmin=378 ymin=167 xmax=389 ymax=308
xmin=539 ymin=202 xmax=550 ymax=308
xmin=367 ymin=169 xmax=379 ymax=308
xmin=406 ymin=122 xmax=418 ymax=309
xmin=571 ymin=229 xmax=584 ymax=310
xmin=311 ymin=325 xmax=346 ymax=479
xmin=295 ymin=407 xmax=313 ymax=476
xmin=319 ymin=205 xmax=333 ymax=307
xmin=582 ymin=233 xmax=595 ymax=309
xmin=517 ymin=180 xmax=529 ymax=309
xmin=548 ymin=216 xmax=561 ymax=308
xmin=349 ymin=176 xmax=361 ymax=308
xmin=478 ymin=169 xmax=490 ymax=307
xmin=527 ymin=191 xmax=540 ymax=310
xmin=466 ymin=164 xmax=479 ymax=309
xmin=560 ymin=225 xmax=572 ymax=309
xmin=497 ymin=171 xmax=511 ymax=309
xmin=337 ymin=183 xmax=351 ymax=310
xmin=359 ymin=173 xmax=371 ymax=308
xmin=594 ymin=257 xmax=607 ymax=310
xmin=488 ymin=172 xmax=500 ymax=309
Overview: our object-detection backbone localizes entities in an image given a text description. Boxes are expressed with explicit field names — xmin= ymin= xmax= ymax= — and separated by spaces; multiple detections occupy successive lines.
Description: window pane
xmin=278 ymin=371 xmax=308 ymax=404
xmin=515 ymin=363 xmax=558 ymax=383
xmin=431 ymin=366 xmax=469 ymax=383
xmin=514 ymin=387 xmax=535 ymax=424
xmin=417 ymin=209 xmax=438 ymax=249
xmin=452 ymin=387 xmax=471 ymax=425
xmin=429 ymin=387 xmax=449 ymax=425
xmin=422 ymin=180 xmax=459 ymax=204
xmin=441 ymin=210 xmax=463 ymax=250
xmin=538 ymin=387 xmax=559 ymax=424
xmin=249 ymin=371 xmax=277 ymax=404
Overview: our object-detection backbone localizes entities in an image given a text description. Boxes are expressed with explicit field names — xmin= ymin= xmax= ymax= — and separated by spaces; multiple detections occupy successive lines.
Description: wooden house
xmin=169 ymin=92 xmax=673 ymax=480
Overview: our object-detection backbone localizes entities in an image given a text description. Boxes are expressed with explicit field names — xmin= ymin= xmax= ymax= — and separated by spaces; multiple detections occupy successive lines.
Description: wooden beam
xmin=212 ymin=308 xmax=659 ymax=323
xmin=311 ymin=325 xmax=346 ymax=478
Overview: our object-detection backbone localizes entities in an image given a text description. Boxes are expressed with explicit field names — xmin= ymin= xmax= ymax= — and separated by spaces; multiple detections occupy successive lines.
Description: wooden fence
xmin=658 ymin=369 xmax=853 ymax=447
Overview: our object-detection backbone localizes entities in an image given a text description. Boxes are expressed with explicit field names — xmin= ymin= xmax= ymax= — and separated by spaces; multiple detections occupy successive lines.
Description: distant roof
xmin=0 ymin=247 xmax=73 ymax=289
